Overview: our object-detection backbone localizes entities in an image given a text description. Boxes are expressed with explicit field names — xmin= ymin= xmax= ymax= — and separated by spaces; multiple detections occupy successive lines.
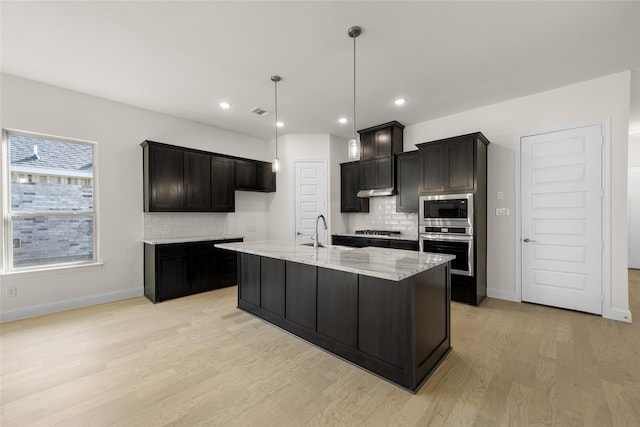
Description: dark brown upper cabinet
xmin=340 ymin=161 xmax=369 ymax=212
xmin=358 ymin=121 xmax=404 ymax=194
xmin=359 ymin=121 xmax=404 ymax=161
xmin=142 ymin=140 xmax=273 ymax=213
xmin=416 ymin=133 xmax=490 ymax=195
xmin=234 ymin=159 xmax=276 ymax=192
xmin=395 ymin=150 xmax=419 ymax=212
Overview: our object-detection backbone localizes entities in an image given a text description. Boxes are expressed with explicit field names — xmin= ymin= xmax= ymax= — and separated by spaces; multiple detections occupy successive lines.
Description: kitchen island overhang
xmin=215 ymin=240 xmax=454 ymax=392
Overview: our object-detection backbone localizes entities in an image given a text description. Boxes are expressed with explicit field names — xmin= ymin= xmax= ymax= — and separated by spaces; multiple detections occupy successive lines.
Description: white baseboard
xmin=603 ymin=307 xmax=633 ymax=323
xmin=487 ymin=288 xmax=519 ymax=302
xmin=0 ymin=287 xmax=143 ymax=323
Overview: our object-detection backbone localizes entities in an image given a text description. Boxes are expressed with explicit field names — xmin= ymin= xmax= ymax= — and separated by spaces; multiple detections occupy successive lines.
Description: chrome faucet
xmin=314 ymin=214 xmax=327 ymax=248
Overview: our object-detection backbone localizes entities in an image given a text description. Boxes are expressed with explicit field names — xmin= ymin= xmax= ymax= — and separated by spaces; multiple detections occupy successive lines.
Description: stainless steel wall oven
xmin=419 ymin=193 xmax=475 ymax=277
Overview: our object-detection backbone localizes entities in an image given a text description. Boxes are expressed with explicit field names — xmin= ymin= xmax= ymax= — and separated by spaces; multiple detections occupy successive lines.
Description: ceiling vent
xmin=250 ymin=107 xmax=271 ymax=116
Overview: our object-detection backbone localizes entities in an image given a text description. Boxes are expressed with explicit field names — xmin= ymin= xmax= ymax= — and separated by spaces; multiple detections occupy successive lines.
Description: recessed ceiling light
xmin=276 ymin=121 xmax=284 ymax=128
xmin=219 ymin=102 xmax=231 ymax=109
xmin=394 ymin=98 xmax=406 ymax=106
xmin=338 ymin=117 xmax=349 ymax=124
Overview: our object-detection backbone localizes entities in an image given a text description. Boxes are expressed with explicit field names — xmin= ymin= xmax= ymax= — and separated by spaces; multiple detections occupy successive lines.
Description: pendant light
xmin=347 ymin=26 xmax=362 ymax=159
xmin=271 ymin=75 xmax=282 ymax=172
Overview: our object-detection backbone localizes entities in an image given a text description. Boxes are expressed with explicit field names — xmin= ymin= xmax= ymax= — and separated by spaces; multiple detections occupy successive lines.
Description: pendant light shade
xmin=271 ymin=75 xmax=282 ymax=172
xmin=347 ymin=25 xmax=361 ymax=160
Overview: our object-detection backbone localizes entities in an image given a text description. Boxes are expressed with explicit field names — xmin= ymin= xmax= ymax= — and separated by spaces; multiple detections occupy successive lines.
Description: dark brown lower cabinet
xmin=260 ymin=257 xmax=285 ymax=317
xmin=236 ymin=253 xmax=451 ymax=392
xmin=331 ymin=235 xmax=419 ymax=251
xmin=317 ymin=268 xmax=357 ymax=348
xmin=285 ymin=262 xmax=316 ymax=331
xmin=144 ymin=238 xmax=242 ymax=303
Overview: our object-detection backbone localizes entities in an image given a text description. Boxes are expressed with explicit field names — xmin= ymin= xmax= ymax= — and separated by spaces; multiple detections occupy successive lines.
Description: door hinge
xmin=601 ymin=293 xmax=605 ymax=303
xmin=602 ymin=241 xmax=605 ymax=252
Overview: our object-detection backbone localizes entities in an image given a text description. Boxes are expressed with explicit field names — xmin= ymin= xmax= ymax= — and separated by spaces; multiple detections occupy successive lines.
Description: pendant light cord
xmin=352 ymin=33 xmax=357 ymax=141
xmin=274 ymin=79 xmax=278 ymax=158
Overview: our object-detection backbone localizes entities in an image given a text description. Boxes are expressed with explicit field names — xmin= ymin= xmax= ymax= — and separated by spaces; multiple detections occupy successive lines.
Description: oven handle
xmin=420 ymin=233 xmax=473 ymax=242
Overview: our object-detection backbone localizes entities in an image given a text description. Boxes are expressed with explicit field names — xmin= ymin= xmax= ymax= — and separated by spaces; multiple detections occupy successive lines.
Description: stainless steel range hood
xmin=357 ymin=187 xmax=397 ymax=198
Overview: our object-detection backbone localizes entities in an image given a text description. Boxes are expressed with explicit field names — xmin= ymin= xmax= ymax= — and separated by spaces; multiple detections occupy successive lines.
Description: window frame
xmin=1 ymin=129 xmax=100 ymax=273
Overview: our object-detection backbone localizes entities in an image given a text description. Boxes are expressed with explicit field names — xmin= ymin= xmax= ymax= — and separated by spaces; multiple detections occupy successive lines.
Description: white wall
xmin=0 ymin=74 xmax=270 ymax=321
xmin=329 ymin=134 xmax=350 ymax=235
xmin=404 ymin=71 xmax=631 ymax=321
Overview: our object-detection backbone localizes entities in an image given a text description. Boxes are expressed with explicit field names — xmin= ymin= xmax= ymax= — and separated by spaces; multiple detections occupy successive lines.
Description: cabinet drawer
xmin=156 ymin=243 xmax=190 ymax=258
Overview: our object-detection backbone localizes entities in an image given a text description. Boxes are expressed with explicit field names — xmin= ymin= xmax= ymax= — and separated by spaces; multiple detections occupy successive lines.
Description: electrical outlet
xmin=6 ymin=285 xmax=18 ymax=298
xmin=496 ymin=208 xmax=510 ymax=216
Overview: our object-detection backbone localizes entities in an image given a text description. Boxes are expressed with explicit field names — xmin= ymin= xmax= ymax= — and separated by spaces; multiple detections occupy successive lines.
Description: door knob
xmin=523 ymin=238 xmax=537 ymax=243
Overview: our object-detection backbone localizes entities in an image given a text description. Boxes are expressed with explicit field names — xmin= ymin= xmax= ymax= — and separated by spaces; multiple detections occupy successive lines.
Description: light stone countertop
xmin=332 ymin=232 xmax=419 ymax=241
xmin=215 ymin=240 xmax=454 ymax=282
xmin=143 ymin=235 xmax=244 ymax=245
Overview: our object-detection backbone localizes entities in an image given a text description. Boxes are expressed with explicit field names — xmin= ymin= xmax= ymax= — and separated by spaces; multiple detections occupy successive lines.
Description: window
xmin=2 ymin=130 xmax=97 ymax=270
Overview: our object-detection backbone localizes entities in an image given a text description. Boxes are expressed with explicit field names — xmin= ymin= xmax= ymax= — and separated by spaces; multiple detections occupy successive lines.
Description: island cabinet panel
xmin=260 ymin=258 xmax=285 ymax=317
xmin=317 ymin=268 xmax=357 ymax=348
xmin=358 ymin=276 xmax=409 ymax=369
xmin=414 ymin=266 xmax=448 ymax=367
xmin=285 ymin=262 xmax=317 ymax=331
xmin=239 ymin=253 xmax=261 ymax=307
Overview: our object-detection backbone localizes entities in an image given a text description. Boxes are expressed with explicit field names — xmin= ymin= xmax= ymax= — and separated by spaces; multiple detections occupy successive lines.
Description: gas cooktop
xmin=354 ymin=230 xmax=402 ymax=236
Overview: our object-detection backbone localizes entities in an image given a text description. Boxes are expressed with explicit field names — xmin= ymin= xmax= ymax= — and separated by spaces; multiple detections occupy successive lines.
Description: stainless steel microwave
xmin=419 ymin=193 xmax=474 ymax=228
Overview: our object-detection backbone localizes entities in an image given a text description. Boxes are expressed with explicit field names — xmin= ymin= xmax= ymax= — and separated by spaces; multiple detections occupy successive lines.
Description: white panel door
xmin=294 ymin=161 xmax=327 ymax=244
xmin=521 ymin=124 xmax=603 ymax=314
xmin=629 ymin=166 xmax=640 ymax=269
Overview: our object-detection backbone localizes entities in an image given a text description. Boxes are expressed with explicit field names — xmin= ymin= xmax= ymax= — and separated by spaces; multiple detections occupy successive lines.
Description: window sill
xmin=1 ymin=262 xmax=104 ymax=279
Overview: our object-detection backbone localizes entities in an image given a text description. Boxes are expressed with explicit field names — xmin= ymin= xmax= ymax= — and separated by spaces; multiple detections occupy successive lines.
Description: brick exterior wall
xmin=11 ymin=177 xmax=94 ymax=267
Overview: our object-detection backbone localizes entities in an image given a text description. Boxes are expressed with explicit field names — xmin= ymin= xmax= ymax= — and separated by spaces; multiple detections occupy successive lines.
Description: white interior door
xmin=521 ymin=124 xmax=603 ymax=314
xmin=294 ymin=161 xmax=327 ymax=244
xmin=629 ymin=166 xmax=640 ymax=269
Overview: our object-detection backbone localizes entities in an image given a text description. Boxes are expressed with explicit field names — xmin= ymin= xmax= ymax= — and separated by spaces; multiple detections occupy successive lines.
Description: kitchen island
xmin=214 ymin=240 xmax=454 ymax=392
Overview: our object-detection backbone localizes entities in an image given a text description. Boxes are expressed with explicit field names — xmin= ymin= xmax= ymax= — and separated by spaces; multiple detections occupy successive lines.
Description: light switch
xmin=496 ymin=208 xmax=509 ymax=216
xmin=497 ymin=191 xmax=504 ymax=200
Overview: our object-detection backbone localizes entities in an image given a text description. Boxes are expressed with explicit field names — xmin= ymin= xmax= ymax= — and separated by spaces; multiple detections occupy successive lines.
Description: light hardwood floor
xmin=2 ymin=270 xmax=639 ymax=426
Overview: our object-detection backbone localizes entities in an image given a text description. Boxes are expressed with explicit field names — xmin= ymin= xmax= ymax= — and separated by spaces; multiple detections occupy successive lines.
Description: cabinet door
xmin=156 ymin=244 xmax=191 ymax=301
xmin=257 ymin=162 xmax=276 ymax=192
xmin=285 ymin=262 xmax=316 ymax=330
xmin=420 ymin=143 xmax=445 ymax=194
xmin=396 ymin=151 xmax=419 ymax=212
xmin=360 ymin=159 xmax=378 ymax=190
xmin=317 ymin=268 xmax=357 ymax=348
xmin=235 ymin=159 xmax=257 ymax=189
xmin=149 ymin=145 xmax=184 ymax=211
xmin=340 ymin=162 xmax=369 ymax=212
xmin=239 ymin=253 xmax=260 ymax=306
xmin=374 ymin=128 xmax=393 ymax=159
xmin=447 ymin=139 xmax=475 ymax=191
xmin=184 ymin=151 xmax=211 ymax=211
xmin=211 ymin=156 xmax=235 ymax=211
xmin=358 ymin=275 xmax=408 ymax=368
xmin=376 ymin=157 xmax=394 ymax=188
xmin=351 ymin=237 xmax=370 ymax=247
xmin=191 ymin=242 xmax=216 ymax=292
xmin=360 ymin=132 xmax=375 ymax=161
xmin=261 ymin=257 xmax=285 ymax=316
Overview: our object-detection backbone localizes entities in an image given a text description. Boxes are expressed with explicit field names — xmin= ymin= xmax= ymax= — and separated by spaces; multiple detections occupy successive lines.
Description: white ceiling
xmin=2 ymin=1 xmax=639 ymax=141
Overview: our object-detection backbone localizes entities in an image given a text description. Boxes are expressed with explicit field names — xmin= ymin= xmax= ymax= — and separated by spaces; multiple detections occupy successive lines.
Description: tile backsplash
xmin=349 ymin=196 xmax=418 ymax=237
xmin=144 ymin=213 xmax=231 ymax=239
